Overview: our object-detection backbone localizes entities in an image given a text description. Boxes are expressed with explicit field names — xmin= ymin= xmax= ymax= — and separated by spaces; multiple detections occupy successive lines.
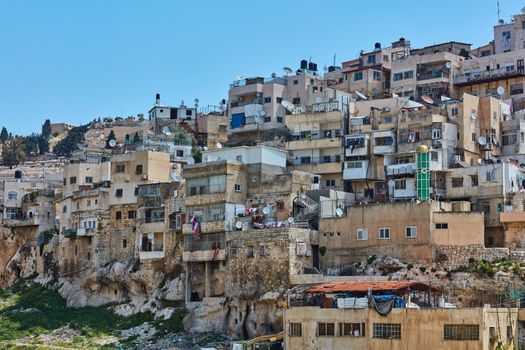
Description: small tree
xmin=41 ymin=119 xmax=51 ymax=138
xmin=2 ymin=137 xmax=26 ymax=167
xmin=0 ymin=127 xmax=8 ymax=143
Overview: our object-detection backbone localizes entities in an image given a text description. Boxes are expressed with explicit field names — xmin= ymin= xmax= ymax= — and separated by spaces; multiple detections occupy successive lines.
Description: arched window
xmin=8 ymin=191 xmax=18 ymax=200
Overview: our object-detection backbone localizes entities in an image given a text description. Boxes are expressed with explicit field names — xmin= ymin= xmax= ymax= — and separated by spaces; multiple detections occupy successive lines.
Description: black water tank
xmin=312 ymin=63 xmax=318 ymax=71
xmin=14 ymin=170 xmax=22 ymax=179
xmin=308 ymin=62 xmax=314 ymax=71
xmin=300 ymin=59 xmax=308 ymax=69
xmin=375 ymin=42 xmax=381 ymax=50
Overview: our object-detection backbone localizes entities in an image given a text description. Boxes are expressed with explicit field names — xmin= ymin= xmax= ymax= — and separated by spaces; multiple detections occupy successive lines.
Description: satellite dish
xmin=471 ymin=111 xmax=477 ymax=120
xmin=194 ymin=98 xmax=199 ymax=104
xmin=371 ymin=87 xmax=379 ymax=96
xmin=421 ymin=95 xmax=434 ymax=104
xmin=187 ymin=157 xmax=195 ymax=165
xmin=271 ymin=72 xmax=276 ymax=78
xmin=263 ymin=206 xmax=271 ymax=215
xmin=336 ymin=208 xmax=344 ymax=217
xmin=235 ymin=75 xmax=243 ymax=81
xmin=147 ymin=233 xmax=154 ymax=240
xmin=281 ymin=100 xmax=295 ymax=111
xmin=477 ymin=158 xmax=483 ymax=165
xmin=315 ymin=96 xmax=322 ymax=103
xmin=497 ymin=86 xmax=505 ymax=96
xmin=283 ymin=67 xmax=293 ymax=75
xmin=165 ymin=130 xmax=172 ymax=136
xmin=287 ymin=217 xmax=295 ymax=224
xmin=203 ymin=146 xmax=208 ymax=151
xmin=235 ymin=221 xmax=243 ymax=229
xmin=299 ymin=105 xmax=307 ymax=113
xmin=108 ymin=139 xmax=117 ymax=148
xmin=392 ymin=93 xmax=399 ymax=98
xmin=478 ymin=136 xmax=487 ymax=146
xmin=445 ymin=61 xmax=452 ymax=69
xmin=388 ymin=180 xmax=395 ymax=187
xmin=162 ymin=126 xmax=170 ymax=134
xmin=216 ymin=143 xmax=223 ymax=149
xmin=355 ymin=91 xmax=367 ymax=100
xmin=441 ymin=95 xmax=451 ymax=102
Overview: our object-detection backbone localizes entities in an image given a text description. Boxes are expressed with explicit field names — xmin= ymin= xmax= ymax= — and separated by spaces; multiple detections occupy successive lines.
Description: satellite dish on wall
xmin=281 ymin=100 xmax=295 ymax=111
xmin=497 ymin=86 xmax=505 ymax=96
xmin=108 ymin=139 xmax=117 ymax=148
xmin=287 ymin=217 xmax=295 ymax=224
xmin=445 ymin=61 xmax=452 ymax=69
xmin=315 ymin=96 xmax=322 ymax=103
xmin=355 ymin=91 xmax=367 ymax=100
xmin=388 ymin=180 xmax=395 ymax=187
xmin=283 ymin=67 xmax=293 ymax=75
xmin=478 ymin=136 xmax=487 ymax=146
xmin=235 ymin=221 xmax=243 ymax=229
xmin=392 ymin=93 xmax=399 ymax=98
xmin=216 ymin=143 xmax=223 ymax=149
xmin=421 ymin=95 xmax=434 ymax=104
xmin=263 ymin=206 xmax=272 ymax=215
xmin=336 ymin=208 xmax=344 ymax=217
xmin=187 ymin=157 xmax=195 ymax=165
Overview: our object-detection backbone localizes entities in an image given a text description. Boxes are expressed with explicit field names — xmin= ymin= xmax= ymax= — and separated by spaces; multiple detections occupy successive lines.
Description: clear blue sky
xmin=0 ymin=0 xmax=520 ymax=135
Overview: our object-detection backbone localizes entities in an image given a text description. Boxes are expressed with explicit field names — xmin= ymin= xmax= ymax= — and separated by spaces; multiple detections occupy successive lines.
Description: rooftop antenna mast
xmin=497 ymin=0 xmax=500 ymax=22
xmin=333 ymin=53 xmax=336 ymax=67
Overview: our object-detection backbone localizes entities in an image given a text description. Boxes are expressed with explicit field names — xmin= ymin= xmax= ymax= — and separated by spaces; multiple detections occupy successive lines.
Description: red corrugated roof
xmin=307 ymin=281 xmax=440 ymax=294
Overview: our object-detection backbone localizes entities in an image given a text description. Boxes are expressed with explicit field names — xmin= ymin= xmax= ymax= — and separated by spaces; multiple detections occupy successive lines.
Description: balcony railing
xmin=183 ymin=233 xmax=226 ymax=251
xmin=230 ymin=98 xmax=264 ymax=108
xmin=230 ymin=76 xmax=287 ymax=88
xmin=62 ymin=229 xmax=77 ymax=238
xmin=454 ymin=67 xmax=525 ymax=85
xmin=141 ymin=243 xmax=164 ymax=252
xmin=417 ymin=71 xmax=449 ymax=81
xmin=290 ymin=155 xmax=341 ymax=166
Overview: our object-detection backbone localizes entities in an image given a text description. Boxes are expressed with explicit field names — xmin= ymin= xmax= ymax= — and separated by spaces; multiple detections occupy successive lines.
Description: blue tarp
xmin=231 ymin=113 xmax=245 ymax=129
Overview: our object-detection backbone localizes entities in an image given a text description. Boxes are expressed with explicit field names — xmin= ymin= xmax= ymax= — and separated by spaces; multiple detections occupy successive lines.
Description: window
xmin=293 ymin=79 xmax=298 ymax=85
xmin=76 ymin=202 xmax=80 ymax=210
xmin=300 ymin=156 xmax=312 ymax=164
xmin=247 ymin=246 xmax=254 ymax=258
xmin=378 ymin=227 xmax=390 ymax=239
xmin=393 ymin=72 xmax=403 ymax=81
xmin=234 ymin=184 xmax=241 ymax=192
xmin=317 ymin=322 xmax=335 ymax=336
xmin=471 ymin=133 xmax=477 ymax=142
xmin=325 ymin=179 xmax=336 ymax=187
xmin=135 ymin=165 xmax=143 ymax=174
xmin=339 ymin=322 xmax=365 ymax=337
xmin=236 ymin=155 xmax=242 ymax=162
xmin=259 ymin=245 xmax=265 ymax=256
xmin=70 ymin=176 xmax=77 ymax=184
xmin=367 ymin=55 xmax=376 ymax=64
xmin=486 ymin=171 xmax=494 ymax=182
xmin=176 ymin=150 xmax=184 ymax=157
xmin=451 ymin=177 xmax=463 ymax=188
xmin=276 ymin=201 xmax=285 ymax=211
xmin=403 ymin=70 xmax=414 ymax=79
xmin=405 ymin=226 xmax=417 ymax=238
xmin=346 ymin=161 xmax=363 ymax=169
xmin=373 ymin=70 xmax=381 ymax=81
xmin=123 ymin=239 xmax=127 ymax=249
xmin=432 ymin=129 xmax=441 ymax=139
xmin=264 ymin=116 xmax=271 ymax=123
xmin=507 ymin=325 xmax=513 ymax=340
xmin=116 ymin=164 xmax=125 ymax=173
xmin=357 ymin=228 xmax=368 ymax=241
xmin=276 ymin=116 xmax=283 ymax=123
xmin=292 ymin=97 xmax=301 ymax=104
xmin=471 ymin=175 xmax=478 ymax=186
xmin=115 ymin=211 xmax=122 ymax=220
xmin=373 ymin=323 xmax=401 ymax=339
xmin=185 ymin=109 xmax=193 ymax=116
xmin=444 ymin=324 xmax=479 ymax=340
xmin=85 ymin=176 xmax=93 ymax=184
xmin=312 ymin=86 xmax=318 ymax=93
xmin=62 ymin=205 xmax=67 ymax=213
xmin=230 ymin=246 xmax=237 ymax=257
xmin=354 ymin=72 xmax=363 ymax=81
xmin=394 ymin=179 xmax=406 ymax=190
xmin=128 ymin=210 xmax=136 ymax=219
xmin=87 ymin=200 xmax=92 ymax=207
xmin=436 ymin=223 xmax=448 ymax=230
xmin=7 ymin=191 xmax=18 ymax=200
xmin=383 ymin=54 xmax=389 ymax=62
xmin=263 ymin=97 xmax=271 ymax=103
xmin=115 ymin=189 xmax=123 ymax=197
xmin=289 ymin=323 xmax=302 ymax=337
xmin=276 ymin=97 xmax=283 ymax=104
xmin=503 ymin=132 xmax=518 ymax=146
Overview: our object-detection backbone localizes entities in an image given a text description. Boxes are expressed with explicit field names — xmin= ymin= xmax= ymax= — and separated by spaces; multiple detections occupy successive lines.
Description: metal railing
xmin=230 ymin=76 xmax=287 ymax=88
xmin=454 ymin=67 xmax=525 ymax=85
xmin=417 ymin=71 xmax=449 ymax=81
xmin=230 ymin=98 xmax=264 ymax=108
xmin=183 ymin=233 xmax=226 ymax=251
xmin=290 ymin=155 xmax=341 ymax=166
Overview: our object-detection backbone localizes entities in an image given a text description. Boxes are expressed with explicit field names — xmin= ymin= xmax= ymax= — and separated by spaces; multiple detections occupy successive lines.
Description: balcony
xmin=182 ymin=220 xmax=228 ymax=234
xmin=288 ymin=137 xmax=341 ymax=151
xmin=417 ymin=71 xmax=450 ymax=81
xmin=140 ymin=221 xmax=166 ymax=233
xmin=454 ymin=67 xmax=525 ymax=86
xmin=290 ymin=161 xmax=342 ymax=175
xmin=140 ymin=250 xmax=165 ymax=260
xmin=343 ymin=160 xmax=370 ymax=180
xmin=62 ymin=229 xmax=77 ymax=238
xmin=182 ymin=233 xmax=227 ymax=262
xmin=345 ymin=136 xmax=369 ymax=157
xmin=76 ymin=228 xmax=95 ymax=237
xmin=373 ymin=130 xmax=396 ymax=155
xmin=386 ymin=162 xmax=416 ymax=176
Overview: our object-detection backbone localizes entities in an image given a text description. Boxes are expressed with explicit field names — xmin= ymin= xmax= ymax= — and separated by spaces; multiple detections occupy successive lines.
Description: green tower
xmin=416 ymin=145 xmax=430 ymax=201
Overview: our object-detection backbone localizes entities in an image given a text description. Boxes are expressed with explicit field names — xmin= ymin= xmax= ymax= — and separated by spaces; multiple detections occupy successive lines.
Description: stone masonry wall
xmin=434 ymin=245 xmax=510 ymax=270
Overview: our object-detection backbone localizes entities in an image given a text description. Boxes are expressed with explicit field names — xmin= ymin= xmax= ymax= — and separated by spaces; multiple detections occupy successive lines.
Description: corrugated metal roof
xmin=307 ymin=281 xmax=440 ymax=294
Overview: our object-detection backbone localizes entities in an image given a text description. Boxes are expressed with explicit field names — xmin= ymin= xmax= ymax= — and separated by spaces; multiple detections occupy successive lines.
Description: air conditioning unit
xmin=382 ymin=107 xmax=390 ymax=113
xmin=142 ymin=174 xmax=148 ymax=180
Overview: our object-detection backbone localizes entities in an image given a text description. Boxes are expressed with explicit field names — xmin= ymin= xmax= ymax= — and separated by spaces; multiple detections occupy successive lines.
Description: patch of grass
xmin=153 ymin=309 xmax=186 ymax=338
xmin=197 ymin=331 xmax=227 ymax=346
xmin=0 ymin=279 xmax=155 ymax=346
